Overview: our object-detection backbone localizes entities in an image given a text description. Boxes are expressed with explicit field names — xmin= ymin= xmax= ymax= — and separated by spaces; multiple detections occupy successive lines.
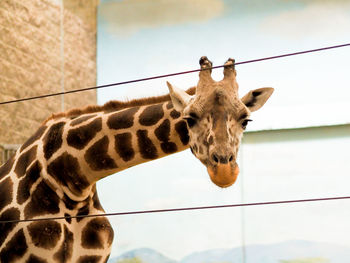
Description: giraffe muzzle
xmin=207 ymin=163 xmax=239 ymax=188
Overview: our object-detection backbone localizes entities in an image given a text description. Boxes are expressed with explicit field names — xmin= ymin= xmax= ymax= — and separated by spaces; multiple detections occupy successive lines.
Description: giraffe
xmin=0 ymin=57 xmax=273 ymax=262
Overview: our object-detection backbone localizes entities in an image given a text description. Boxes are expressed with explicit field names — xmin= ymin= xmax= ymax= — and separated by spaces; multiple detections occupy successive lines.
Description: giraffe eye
xmin=242 ymin=119 xmax=252 ymax=129
xmin=184 ymin=117 xmax=196 ymax=128
xmin=184 ymin=112 xmax=199 ymax=128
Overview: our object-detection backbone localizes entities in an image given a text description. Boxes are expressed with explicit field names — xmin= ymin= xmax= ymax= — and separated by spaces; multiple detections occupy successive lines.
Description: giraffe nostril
xmin=229 ymin=155 xmax=233 ymax=162
xmin=212 ymin=154 xmax=219 ymax=163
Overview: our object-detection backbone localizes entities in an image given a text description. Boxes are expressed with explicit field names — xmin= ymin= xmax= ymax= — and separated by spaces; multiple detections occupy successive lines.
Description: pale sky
xmin=96 ymin=0 xmax=350 ymax=259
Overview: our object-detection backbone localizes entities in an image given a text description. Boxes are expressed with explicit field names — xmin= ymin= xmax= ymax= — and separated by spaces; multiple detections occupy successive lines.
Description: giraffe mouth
xmin=207 ymin=163 xmax=239 ymax=188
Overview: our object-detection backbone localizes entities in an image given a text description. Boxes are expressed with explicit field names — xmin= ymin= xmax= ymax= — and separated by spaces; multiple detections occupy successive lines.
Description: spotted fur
xmin=0 ymin=88 xmax=195 ymax=262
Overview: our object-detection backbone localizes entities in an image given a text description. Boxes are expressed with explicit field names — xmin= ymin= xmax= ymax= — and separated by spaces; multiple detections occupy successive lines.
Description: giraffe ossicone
xmin=0 ymin=56 xmax=273 ymax=262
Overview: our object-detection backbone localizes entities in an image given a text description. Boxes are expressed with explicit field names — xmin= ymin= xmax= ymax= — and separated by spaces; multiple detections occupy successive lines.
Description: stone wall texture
xmin=0 ymin=0 xmax=98 ymax=163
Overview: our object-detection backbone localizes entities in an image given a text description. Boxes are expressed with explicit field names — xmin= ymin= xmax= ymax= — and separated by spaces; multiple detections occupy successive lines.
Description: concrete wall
xmin=0 ymin=0 xmax=98 ymax=163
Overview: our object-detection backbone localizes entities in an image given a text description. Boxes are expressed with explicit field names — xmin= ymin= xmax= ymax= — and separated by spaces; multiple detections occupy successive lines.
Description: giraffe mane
xmin=43 ymin=87 xmax=196 ymax=124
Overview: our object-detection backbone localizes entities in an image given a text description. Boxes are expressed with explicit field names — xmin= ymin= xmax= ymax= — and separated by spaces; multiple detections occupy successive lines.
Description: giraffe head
xmin=167 ymin=57 xmax=273 ymax=188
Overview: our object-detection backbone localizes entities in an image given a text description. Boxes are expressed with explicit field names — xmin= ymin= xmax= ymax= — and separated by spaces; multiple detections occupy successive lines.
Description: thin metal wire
xmin=1 ymin=196 xmax=349 ymax=224
xmin=1 ymin=43 xmax=349 ymax=106
xmin=1 ymin=43 xmax=350 ymax=225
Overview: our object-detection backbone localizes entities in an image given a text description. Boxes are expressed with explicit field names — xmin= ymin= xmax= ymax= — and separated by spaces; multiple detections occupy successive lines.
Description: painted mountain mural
xmin=110 ymin=248 xmax=176 ymax=263
xmin=108 ymin=240 xmax=350 ymax=263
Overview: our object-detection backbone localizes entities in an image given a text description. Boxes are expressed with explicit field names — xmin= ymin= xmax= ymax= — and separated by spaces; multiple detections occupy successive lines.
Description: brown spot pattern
xmin=26 ymin=255 xmax=48 ymax=263
xmin=78 ymin=255 xmax=102 ymax=263
xmin=137 ymin=130 xmax=158 ymax=159
xmin=175 ymin=121 xmax=189 ymax=145
xmin=139 ymin=104 xmax=164 ymax=126
xmin=64 ymin=213 xmax=72 ymax=224
xmin=0 ymin=229 xmax=28 ymax=262
xmin=114 ymin=133 xmax=135 ymax=162
xmin=28 ymin=220 xmax=62 ymax=249
xmin=70 ymin=114 xmax=97 ymax=126
xmin=62 ymin=194 xmax=79 ymax=210
xmin=155 ymin=119 xmax=177 ymax=154
xmin=155 ymin=119 xmax=170 ymax=142
xmin=81 ymin=217 xmax=114 ymax=249
xmin=0 ymin=177 xmax=13 ymax=211
xmin=0 ymin=155 xmax=14 ymax=180
xmin=17 ymin=161 xmax=41 ymax=205
xmin=170 ymin=109 xmax=181 ymax=119
xmin=14 ymin=145 xmax=37 ymax=178
xmin=43 ymin=122 xmax=65 ymax=160
xmin=160 ymin=142 xmax=178 ymax=154
xmin=24 ymin=181 xmax=60 ymax=219
xmin=48 ymin=152 xmax=90 ymax=195
xmin=54 ymin=225 xmax=74 ymax=263
xmin=0 ymin=207 xmax=20 ymax=246
xmin=85 ymin=136 xmax=117 ymax=171
xmin=67 ymin=118 xmax=102 ymax=149
xmin=20 ymin=125 xmax=47 ymax=152
xmin=76 ymin=204 xmax=89 ymax=223
xmin=107 ymin=107 xmax=139 ymax=130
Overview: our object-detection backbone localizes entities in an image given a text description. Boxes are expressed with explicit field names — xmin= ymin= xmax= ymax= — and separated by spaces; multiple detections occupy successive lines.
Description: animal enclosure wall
xmin=0 ymin=0 xmax=98 ymax=164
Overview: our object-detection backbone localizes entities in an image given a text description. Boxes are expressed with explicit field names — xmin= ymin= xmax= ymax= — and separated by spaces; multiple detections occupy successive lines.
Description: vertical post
xmin=60 ymin=0 xmax=65 ymax=111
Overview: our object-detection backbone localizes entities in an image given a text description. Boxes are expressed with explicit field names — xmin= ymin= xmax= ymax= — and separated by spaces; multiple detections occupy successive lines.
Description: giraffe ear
xmin=241 ymin=87 xmax=274 ymax=112
xmin=167 ymin=81 xmax=193 ymax=111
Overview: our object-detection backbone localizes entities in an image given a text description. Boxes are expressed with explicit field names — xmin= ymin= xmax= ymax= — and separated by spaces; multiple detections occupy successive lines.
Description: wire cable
xmin=1 ymin=195 xmax=349 ymax=224
xmin=1 ymin=43 xmax=350 ymax=224
xmin=1 ymin=43 xmax=349 ymax=106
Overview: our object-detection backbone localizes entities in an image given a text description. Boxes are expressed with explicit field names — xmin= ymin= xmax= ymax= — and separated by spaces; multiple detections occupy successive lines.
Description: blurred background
xmin=1 ymin=0 xmax=350 ymax=262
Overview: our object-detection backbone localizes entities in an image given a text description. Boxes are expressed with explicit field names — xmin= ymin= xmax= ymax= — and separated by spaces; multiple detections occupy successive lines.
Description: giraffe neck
xmin=0 ymin=97 xmax=190 ymax=261
xmin=37 ymin=100 xmax=189 ymax=200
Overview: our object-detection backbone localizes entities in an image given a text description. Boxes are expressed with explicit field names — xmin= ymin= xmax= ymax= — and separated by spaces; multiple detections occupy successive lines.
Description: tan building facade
xmin=0 ymin=0 xmax=99 ymax=164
